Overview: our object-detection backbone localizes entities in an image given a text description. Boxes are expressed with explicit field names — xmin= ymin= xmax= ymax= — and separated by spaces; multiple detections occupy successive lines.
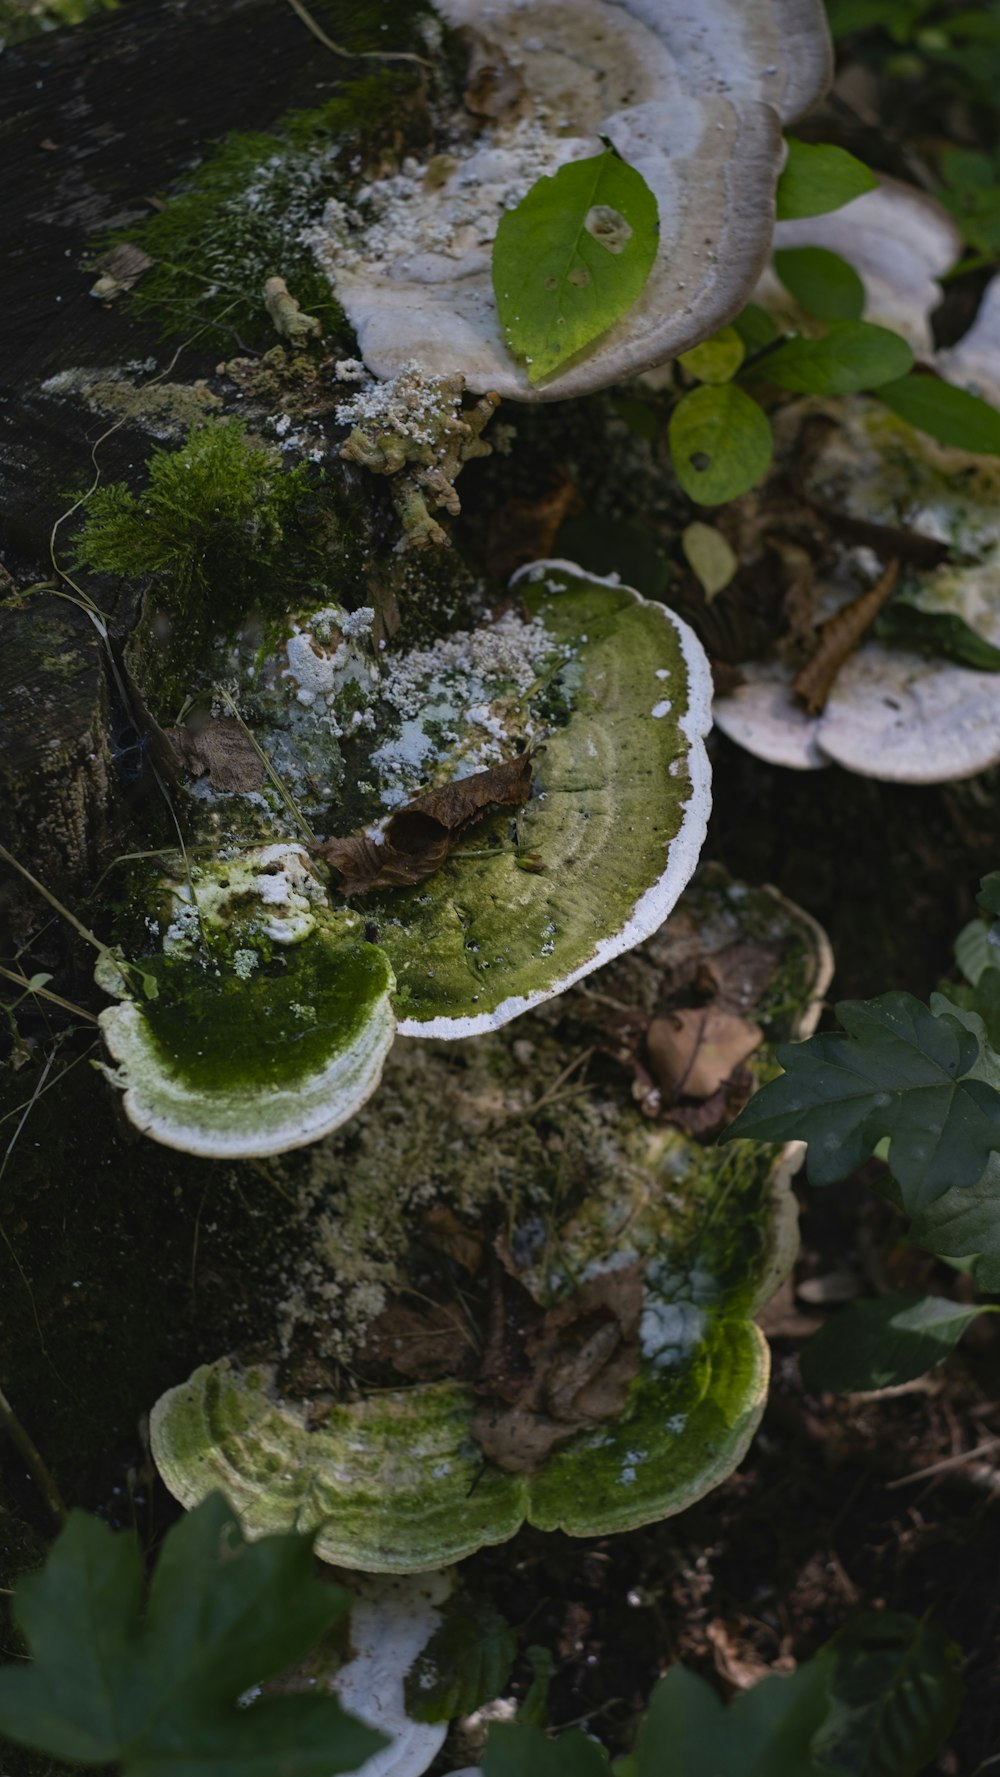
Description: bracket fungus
xmin=99 ymin=564 xmax=712 ymax=1156
xmin=713 ymin=187 xmax=1000 ymax=783
xmin=97 ymin=845 xmax=397 ymax=1159
xmin=150 ymin=872 xmax=832 ymax=1572
xmin=307 ymin=0 xmax=831 ymax=399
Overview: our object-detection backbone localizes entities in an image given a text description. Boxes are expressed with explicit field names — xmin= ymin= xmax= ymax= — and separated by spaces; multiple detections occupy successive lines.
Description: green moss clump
xmin=138 ymin=935 xmax=386 ymax=1093
xmin=117 ymin=59 xmax=437 ymax=349
xmin=74 ymin=420 xmax=309 ymax=591
xmin=0 ymin=0 xmax=116 ymax=46
xmin=73 ymin=420 xmax=363 ymax=716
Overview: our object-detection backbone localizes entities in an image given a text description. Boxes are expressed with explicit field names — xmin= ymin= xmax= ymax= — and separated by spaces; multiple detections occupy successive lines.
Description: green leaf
xmin=800 ymin=1293 xmax=993 ymax=1393
xmin=404 ymin=1597 xmax=515 ymax=1724
xmin=877 ymin=372 xmax=1000 ymax=454
xmin=733 ymin=303 xmax=780 ymax=353
xmin=773 ymin=247 xmax=866 ymax=321
xmin=492 ymin=148 xmax=658 ymax=384
xmin=776 ymin=139 xmax=878 ymax=220
xmin=948 ymin=968 xmax=1000 ymax=1050
xmin=955 ymin=917 xmax=993 ymax=987
xmin=762 ymin=322 xmax=913 ymax=395
xmin=812 ymin=1613 xmax=965 ymax=1777
xmin=723 ymin=991 xmax=1000 ymax=1211
xmin=874 ymin=601 xmax=1000 ymax=671
xmin=484 ymin=1722 xmax=611 ymax=1777
xmin=678 ymin=326 xmax=746 ymax=384
xmin=634 ymin=1660 xmax=844 ymax=1777
xmin=979 ymin=871 xmax=1000 ymax=918
xmin=911 ymin=1151 xmax=1000 ymax=1291
xmin=0 ymin=1493 xmax=383 ymax=1776
xmin=681 ymin=522 xmax=738 ymax=599
xmin=668 ymin=385 xmax=772 ymax=505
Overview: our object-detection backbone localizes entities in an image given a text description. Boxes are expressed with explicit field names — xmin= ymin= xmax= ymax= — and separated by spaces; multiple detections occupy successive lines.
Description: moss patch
xmin=136 ymin=934 xmax=385 ymax=1094
xmin=111 ymin=47 xmax=444 ymax=350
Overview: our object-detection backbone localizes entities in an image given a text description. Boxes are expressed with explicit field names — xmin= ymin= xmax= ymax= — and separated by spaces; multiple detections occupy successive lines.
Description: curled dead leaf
xmin=646 ymin=1007 xmax=763 ymax=1101
xmin=364 ymin=1299 xmax=471 ymax=1382
xmin=472 ymin=1264 xmax=643 ymax=1475
xmin=422 ymin=1205 xmax=487 ymax=1276
xmin=793 ymin=558 xmax=899 ymax=715
xmin=164 ymin=716 xmax=266 ymax=793
xmin=315 ymin=753 xmax=532 ymax=895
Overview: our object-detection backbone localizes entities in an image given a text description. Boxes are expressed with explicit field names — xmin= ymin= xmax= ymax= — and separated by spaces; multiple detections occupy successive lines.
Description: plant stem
xmin=0 ymin=845 xmax=106 ymax=957
xmin=0 ymin=1388 xmax=66 ymax=1527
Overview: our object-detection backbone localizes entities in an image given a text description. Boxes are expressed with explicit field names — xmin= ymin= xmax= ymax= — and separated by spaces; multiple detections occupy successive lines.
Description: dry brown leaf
xmin=461 ymin=27 xmax=528 ymax=120
xmin=364 ymin=1299 xmax=470 ymax=1382
xmin=646 ymin=1007 xmax=763 ymax=1101
xmin=701 ymin=941 xmax=780 ymax=1016
xmin=164 ymin=716 xmax=266 ymax=793
xmin=472 ymin=1263 xmax=643 ymax=1475
xmin=793 ymin=558 xmax=899 ymax=715
xmin=422 ymin=1205 xmax=486 ymax=1276
xmin=315 ymin=753 xmax=532 ymax=895
xmin=485 ymin=472 xmax=581 ymax=583
xmin=663 ymin=1063 xmax=755 ymax=1139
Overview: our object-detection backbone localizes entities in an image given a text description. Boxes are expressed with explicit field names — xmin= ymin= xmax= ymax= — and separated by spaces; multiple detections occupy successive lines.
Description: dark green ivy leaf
xmin=762 ymin=322 xmax=913 ymax=395
xmin=773 ymin=247 xmax=866 ymax=321
xmin=633 ymin=1661 xmax=846 ymax=1777
xmin=668 ymin=384 xmax=773 ymax=505
xmin=776 ymin=139 xmax=877 ymax=220
xmin=800 ymin=1293 xmax=994 ymax=1393
xmin=874 ymin=601 xmax=1000 ymax=672
xmin=723 ymin=991 xmax=1000 ymax=1211
xmin=811 ymin=1613 xmax=964 ymax=1777
xmin=483 ymin=1721 xmax=611 ymax=1777
xmin=911 ymin=1151 xmax=1000 ymax=1292
xmin=492 ymin=148 xmax=658 ymax=384
xmin=877 ymin=371 xmax=1000 ymax=454
xmin=0 ymin=1493 xmax=383 ymax=1777
xmin=978 ymin=870 xmax=1000 ymax=918
xmin=404 ymin=1596 xmax=515 ymax=1724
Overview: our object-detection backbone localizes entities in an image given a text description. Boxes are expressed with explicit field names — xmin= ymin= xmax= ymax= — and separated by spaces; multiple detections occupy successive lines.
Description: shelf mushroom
xmin=149 ymin=872 xmax=832 ymax=1572
xmin=713 ymin=187 xmax=1000 ymax=783
xmin=98 ymin=563 xmax=712 ymax=1156
xmin=307 ymin=0 xmax=831 ymax=399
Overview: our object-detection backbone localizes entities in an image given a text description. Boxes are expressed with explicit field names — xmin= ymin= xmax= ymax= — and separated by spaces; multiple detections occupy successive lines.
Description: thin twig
xmin=212 ymin=684 xmax=317 ymax=843
xmin=885 ymin=1437 xmax=1000 ymax=1490
xmin=0 ymin=844 xmax=106 ymax=956
xmin=0 ymin=964 xmax=99 ymax=1025
xmin=0 ymin=1388 xmax=66 ymax=1526
xmin=281 ymin=0 xmax=432 ymax=67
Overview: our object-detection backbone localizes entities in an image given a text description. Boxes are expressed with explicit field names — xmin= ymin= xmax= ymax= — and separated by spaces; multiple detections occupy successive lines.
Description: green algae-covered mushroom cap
xmin=149 ymin=1141 xmax=792 ymax=1571
xmin=97 ymin=845 xmax=396 ymax=1160
xmin=379 ymin=562 xmax=714 ymax=1036
xmin=150 ymin=877 xmax=831 ymax=1572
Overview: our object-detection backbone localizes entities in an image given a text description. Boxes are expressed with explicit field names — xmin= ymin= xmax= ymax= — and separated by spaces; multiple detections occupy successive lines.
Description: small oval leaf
xmin=776 ymin=138 xmax=878 ymax=220
xmin=492 ymin=149 xmax=659 ymax=384
xmin=682 ymin=522 xmax=738 ymax=599
xmin=800 ymin=1292 xmax=992 ymax=1394
xmin=773 ymin=246 xmax=866 ymax=321
xmin=668 ymin=386 xmax=773 ymax=506
xmin=762 ymin=321 xmax=913 ymax=394
xmin=878 ymin=370 xmax=1000 ymax=454
xmin=678 ymin=326 xmax=746 ymax=385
